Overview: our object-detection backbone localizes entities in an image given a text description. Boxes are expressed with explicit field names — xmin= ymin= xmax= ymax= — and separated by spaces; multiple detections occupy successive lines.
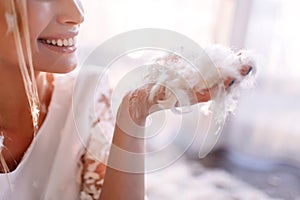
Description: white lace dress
xmin=0 ymin=66 xmax=114 ymax=200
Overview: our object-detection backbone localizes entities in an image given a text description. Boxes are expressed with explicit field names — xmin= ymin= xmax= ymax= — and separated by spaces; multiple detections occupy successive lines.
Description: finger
xmin=194 ymin=85 xmax=218 ymax=102
xmin=240 ymin=65 xmax=253 ymax=76
xmin=223 ymin=77 xmax=235 ymax=88
xmin=223 ymin=65 xmax=253 ymax=89
xmin=193 ymin=65 xmax=254 ymax=102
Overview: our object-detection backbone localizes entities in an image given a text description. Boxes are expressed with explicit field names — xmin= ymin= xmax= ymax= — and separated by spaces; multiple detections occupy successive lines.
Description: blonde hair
xmin=0 ymin=0 xmax=40 ymax=176
xmin=7 ymin=0 xmax=40 ymax=131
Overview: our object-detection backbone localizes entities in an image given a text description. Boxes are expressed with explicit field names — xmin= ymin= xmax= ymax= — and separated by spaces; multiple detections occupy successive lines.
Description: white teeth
xmin=68 ymin=38 xmax=74 ymax=46
xmin=57 ymin=39 xmax=63 ymax=47
xmin=51 ymin=39 xmax=56 ymax=45
xmin=42 ymin=37 xmax=75 ymax=47
xmin=63 ymin=39 xmax=68 ymax=46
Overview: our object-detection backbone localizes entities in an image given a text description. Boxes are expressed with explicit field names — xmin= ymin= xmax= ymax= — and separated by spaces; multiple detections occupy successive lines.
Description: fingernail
xmin=246 ymin=66 xmax=253 ymax=75
xmin=229 ymin=79 xmax=235 ymax=87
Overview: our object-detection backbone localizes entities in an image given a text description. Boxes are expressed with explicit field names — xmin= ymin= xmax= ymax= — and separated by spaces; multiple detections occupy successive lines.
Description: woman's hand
xmin=122 ymin=45 xmax=257 ymax=126
xmin=122 ymin=64 xmax=253 ymax=127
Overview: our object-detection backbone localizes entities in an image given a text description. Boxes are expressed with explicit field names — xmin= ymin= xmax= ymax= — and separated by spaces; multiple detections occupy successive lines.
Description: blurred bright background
xmin=78 ymin=0 xmax=300 ymax=199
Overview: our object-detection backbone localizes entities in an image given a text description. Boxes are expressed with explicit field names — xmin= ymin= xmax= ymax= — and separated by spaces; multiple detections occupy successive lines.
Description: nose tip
xmin=74 ymin=10 xmax=85 ymax=25
xmin=57 ymin=0 xmax=85 ymax=26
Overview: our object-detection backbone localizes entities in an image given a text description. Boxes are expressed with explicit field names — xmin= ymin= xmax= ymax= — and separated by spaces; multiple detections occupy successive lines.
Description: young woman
xmin=0 ymin=0 xmax=253 ymax=199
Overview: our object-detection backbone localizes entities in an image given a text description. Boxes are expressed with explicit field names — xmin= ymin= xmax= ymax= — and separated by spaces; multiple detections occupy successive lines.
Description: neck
xmin=0 ymin=63 xmax=34 ymax=132
xmin=0 ymin=61 xmax=53 ymax=133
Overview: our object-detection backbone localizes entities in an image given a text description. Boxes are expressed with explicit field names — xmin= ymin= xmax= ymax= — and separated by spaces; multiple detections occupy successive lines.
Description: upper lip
xmin=38 ymin=31 xmax=79 ymax=40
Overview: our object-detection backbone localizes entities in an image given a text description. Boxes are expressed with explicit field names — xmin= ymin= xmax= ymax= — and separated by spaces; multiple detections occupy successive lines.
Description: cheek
xmin=27 ymin=2 xmax=52 ymax=44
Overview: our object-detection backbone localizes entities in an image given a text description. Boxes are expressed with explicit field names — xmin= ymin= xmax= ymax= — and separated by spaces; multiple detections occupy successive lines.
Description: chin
xmin=53 ymin=63 xmax=77 ymax=74
xmin=54 ymin=55 xmax=78 ymax=73
xmin=35 ymin=64 xmax=77 ymax=74
xmin=34 ymin=56 xmax=78 ymax=74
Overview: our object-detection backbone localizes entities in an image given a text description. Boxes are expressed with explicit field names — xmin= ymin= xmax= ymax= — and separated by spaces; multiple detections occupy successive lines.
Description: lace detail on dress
xmin=79 ymin=82 xmax=114 ymax=200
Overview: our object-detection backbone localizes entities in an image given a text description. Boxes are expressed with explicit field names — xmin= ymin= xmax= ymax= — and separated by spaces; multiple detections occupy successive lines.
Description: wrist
xmin=116 ymin=84 xmax=166 ymax=129
xmin=115 ymin=93 xmax=147 ymax=140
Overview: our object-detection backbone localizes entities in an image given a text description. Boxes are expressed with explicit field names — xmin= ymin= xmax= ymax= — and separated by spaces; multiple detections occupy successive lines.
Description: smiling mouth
xmin=38 ymin=37 xmax=76 ymax=47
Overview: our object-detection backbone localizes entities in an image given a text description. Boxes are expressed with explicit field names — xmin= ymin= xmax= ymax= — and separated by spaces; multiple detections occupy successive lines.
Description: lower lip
xmin=38 ymin=40 xmax=77 ymax=54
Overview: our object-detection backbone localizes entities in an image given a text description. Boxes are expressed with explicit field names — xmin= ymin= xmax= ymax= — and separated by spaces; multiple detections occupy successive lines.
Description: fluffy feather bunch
xmin=144 ymin=45 xmax=257 ymax=123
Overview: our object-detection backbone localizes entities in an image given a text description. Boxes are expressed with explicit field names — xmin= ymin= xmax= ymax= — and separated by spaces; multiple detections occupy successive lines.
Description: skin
xmin=0 ymin=0 xmax=252 ymax=199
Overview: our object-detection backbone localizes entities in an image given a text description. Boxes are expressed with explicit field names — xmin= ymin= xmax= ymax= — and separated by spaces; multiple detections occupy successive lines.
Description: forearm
xmin=99 ymin=96 xmax=146 ymax=200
